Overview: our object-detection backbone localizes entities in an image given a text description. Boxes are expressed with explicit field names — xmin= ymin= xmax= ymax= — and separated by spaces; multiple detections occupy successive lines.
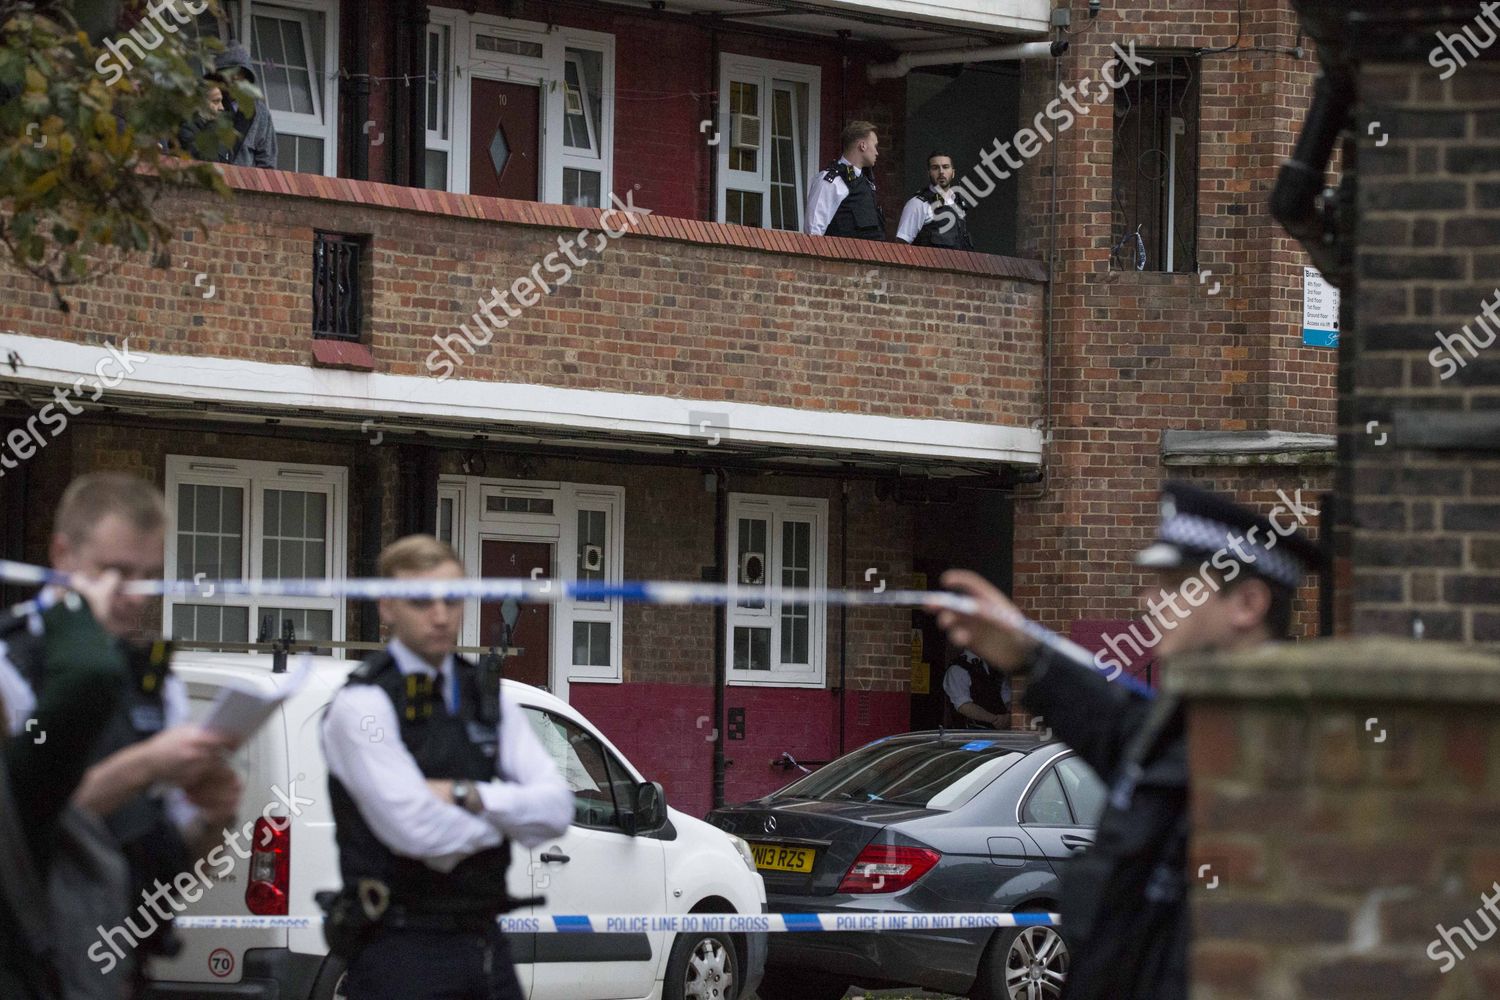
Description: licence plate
xmin=751 ymin=843 xmax=816 ymax=873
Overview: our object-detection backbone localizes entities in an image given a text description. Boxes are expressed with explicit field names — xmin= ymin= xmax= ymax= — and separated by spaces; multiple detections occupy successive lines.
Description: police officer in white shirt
xmin=896 ymin=151 xmax=974 ymax=250
xmin=805 ymin=120 xmax=886 ymax=240
xmin=321 ymin=535 xmax=572 ymax=1000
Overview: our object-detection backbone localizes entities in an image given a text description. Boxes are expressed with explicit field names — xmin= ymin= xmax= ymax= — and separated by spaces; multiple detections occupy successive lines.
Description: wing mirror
xmin=623 ymin=780 xmax=668 ymax=836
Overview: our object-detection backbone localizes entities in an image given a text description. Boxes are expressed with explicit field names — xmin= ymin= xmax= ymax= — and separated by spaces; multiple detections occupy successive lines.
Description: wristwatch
xmin=452 ymin=779 xmax=474 ymax=812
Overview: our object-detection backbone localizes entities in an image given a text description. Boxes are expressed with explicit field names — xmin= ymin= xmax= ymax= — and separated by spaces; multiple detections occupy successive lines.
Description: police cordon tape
xmin=0 ymin=559 xmax=1125 ymax=689
xmin=172 ymin=912 xmax=1060 ymax=933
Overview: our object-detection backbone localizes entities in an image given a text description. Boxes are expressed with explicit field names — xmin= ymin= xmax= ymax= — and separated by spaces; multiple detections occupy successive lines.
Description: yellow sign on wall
xmin=911 ymin=660 xmax=930 ymax=694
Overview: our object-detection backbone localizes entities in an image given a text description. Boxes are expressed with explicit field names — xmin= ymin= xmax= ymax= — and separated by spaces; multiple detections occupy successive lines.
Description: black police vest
xmin=824 ymin=163 xmax=886 ymax=240
xmin=89 ymin=641 xmax=193 ymax=916
xmin=2 ymin=613 xmax=191 ymax=941
xmin=959 ymin=658 xmax=1008 ymax=715
xmin=328 ymin=651 xmax=514 ymax=914
xmin=911 ymin=188 xmax=973 ymax=250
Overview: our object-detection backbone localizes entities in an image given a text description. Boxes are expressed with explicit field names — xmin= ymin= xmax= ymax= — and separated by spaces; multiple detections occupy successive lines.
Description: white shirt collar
xmin=388 ymin=636 xmax=454 ymax=680
xmin=838 ymin=155 xmax=861 ymax=177
xmin=929 ymin=184 xmax=955 ymax=204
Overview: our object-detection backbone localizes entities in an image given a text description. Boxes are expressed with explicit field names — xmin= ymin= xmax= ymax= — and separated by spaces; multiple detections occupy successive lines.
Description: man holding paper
xmin=321 ymin=534 xmax=572 ymax=1000
xmin=0 ymin=473 xmax=244 ymax=998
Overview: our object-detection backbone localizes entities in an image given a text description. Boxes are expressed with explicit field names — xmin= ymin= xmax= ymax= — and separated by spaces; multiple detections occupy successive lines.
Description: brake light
xmin=246 ymin=817 xmax=290 ymax=915
xmin=837 ymin=845 xmax=941 ymax=894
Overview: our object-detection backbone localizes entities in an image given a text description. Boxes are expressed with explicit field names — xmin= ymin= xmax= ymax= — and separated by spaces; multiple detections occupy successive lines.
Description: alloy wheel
xmin=1004 ymin=926 xmax=1068 ymax=1000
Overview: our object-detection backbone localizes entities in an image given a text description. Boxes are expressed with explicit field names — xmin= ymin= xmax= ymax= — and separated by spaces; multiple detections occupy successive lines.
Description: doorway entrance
xmin=481 ymin=538 xmax=553 ymax=690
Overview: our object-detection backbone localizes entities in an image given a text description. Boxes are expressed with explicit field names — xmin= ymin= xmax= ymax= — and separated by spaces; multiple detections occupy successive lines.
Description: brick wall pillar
xmin=1170 ymin=639 xmax=1500 ymax=998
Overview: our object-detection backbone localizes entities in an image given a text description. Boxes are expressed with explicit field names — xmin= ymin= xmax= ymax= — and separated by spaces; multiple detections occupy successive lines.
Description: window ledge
xmin=220 ymin=166 xmax=1048 ymax=284
xmin=311 ymin=339 xmax=376 ymax=371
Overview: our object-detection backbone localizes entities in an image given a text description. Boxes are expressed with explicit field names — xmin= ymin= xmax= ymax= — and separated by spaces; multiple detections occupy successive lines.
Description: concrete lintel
xmin=1165 ymin=638 xmax=1500 ymax=704
xmin=1393 ymin=409 xmax=1500 ymax=452
xmin=1160 ymin=429 xmax=1336 ymax=467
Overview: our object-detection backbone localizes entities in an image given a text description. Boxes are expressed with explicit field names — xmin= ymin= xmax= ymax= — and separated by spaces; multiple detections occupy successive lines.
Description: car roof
xmin=861 ymin=729 xmax=1062 ymax=752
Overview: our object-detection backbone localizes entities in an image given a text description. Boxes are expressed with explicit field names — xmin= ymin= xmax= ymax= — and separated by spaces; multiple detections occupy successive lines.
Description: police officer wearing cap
xmin=805 ymin=121 xmax=886 ymax=240
xmin=896 ymin=151 xmax=974 ymax=250
xmin=930 ymin=481 xmax=1320 ymax=1000
xmin=321 ymin=535 xmax=572 ymax=1000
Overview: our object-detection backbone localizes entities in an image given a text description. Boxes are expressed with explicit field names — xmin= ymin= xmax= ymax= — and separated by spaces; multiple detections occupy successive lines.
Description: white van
xmin=142 ymin=652 xmax=767 ymax=1000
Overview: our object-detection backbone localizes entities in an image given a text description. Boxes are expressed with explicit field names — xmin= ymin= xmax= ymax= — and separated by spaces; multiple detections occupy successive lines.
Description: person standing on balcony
xmin=208 ymin=43 xmax=278 ymax=169
xmin=806 ymin=121 xmax=886 ymax=240
xmin=928 ymin=481 xmax=1319 ymax=1000
xmin=896 ymin=151 xmax=974 ymax=250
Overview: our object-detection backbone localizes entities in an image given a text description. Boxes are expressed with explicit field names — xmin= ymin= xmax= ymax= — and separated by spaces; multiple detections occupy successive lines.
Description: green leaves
xmin=0 ymin=3 xmax=239 ymax=305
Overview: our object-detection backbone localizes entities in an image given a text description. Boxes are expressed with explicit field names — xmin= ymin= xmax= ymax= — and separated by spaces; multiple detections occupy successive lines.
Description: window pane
xmin=425 ymin=149 xmax=448 ymax=191
xmin=1111 ymin=53 xmax=1198 ymax=272
xmin=275 ymin=134 xmax=325 ymax=174
xmin=572 ymin=621 xmax=610 ymax=667
xmin=768 ymin=85 xmax=802 ymax=231
xmin=257 ymin=606 xmax=333 ymax=649
xmin=780 ymin=519 xmax=810 ymax=664
xmin=426 ymin=27 xmax=449 ymax=138
xmin=728 ymin=80 xmax=758 ymax=173
xmin=263 ymin=489 xmax=328 ymax=580
xmin=726 ymin=189 xmax=763 ymax=228
xmin=437 ymin=497 xmax=455 ymax=544
xmin=172 ymin=604 xmax=250 ymax=645
xmin=1057 ymin=756 xmax=1106 ymax=826
xmin=1022 ymin=768 xmax=1073 ymax=825
xmin=178 ymin=484 xmax=244 ymax=580
xmin=563 ymin=168 xmax=602 ymax=208
xmin=563 ymin=50 xmax=602 ymax=155
xmin=522 ymin=709 xmax=625 ymax=829
xmin=576 ymin=509 xmax=607 ymax=594
xmin=734 ymin=626 xmax=770 ymax=670
xmin=736 ymin=517 xmax=767 ymax=608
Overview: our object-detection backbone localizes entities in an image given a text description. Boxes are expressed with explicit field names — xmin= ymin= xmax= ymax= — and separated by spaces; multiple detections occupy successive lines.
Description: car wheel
xmin=665 ymin=930 xmax=740 ymax=1000
xmin=308 ymin=956 xmax=349 ymax=1000
xmin=752 ymin=964 xmax=849 ymax=1000
xmin=974 ymin=924 xmax=1068 ymax=1000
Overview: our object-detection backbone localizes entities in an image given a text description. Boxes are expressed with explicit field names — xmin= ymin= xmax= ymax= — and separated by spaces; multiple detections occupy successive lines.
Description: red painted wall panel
xmin=570 ymin=682 xmax=909 ymax=819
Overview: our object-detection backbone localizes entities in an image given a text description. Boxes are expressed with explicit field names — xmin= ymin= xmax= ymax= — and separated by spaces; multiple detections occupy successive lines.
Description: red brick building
xmin=0 ymin=0 xmax=1336 ymax=817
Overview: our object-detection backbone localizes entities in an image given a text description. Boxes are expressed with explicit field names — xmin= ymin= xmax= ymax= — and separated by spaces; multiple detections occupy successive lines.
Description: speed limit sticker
xmin=208 ymin=948 xmax=235 ymax=978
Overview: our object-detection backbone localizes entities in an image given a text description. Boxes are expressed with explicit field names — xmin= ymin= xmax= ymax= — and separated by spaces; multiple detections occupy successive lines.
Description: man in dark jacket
xmin=209 ymin=43 xmax=278 ymax=168
xmin=930 ymin=481 xmax=1320 ymax=1000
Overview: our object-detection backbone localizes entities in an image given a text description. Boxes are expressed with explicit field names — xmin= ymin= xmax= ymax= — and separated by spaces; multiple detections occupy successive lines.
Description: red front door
xmin=480 ymin=539 xmax=553 ymax=690
xmin=469 ymin=79 xmax=540 ymax=200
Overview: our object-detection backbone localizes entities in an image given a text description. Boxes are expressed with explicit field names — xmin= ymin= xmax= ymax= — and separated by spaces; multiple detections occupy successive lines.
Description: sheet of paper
xmin=200 ymin=654 xmax=312 ymax=744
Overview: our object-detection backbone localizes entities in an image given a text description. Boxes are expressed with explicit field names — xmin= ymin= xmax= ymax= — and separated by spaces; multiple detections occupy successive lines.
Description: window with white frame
xmin=217 ymin=0 xmax=340 ymax=175
xmin=717 ymin=56 xmax=819 ymax=230
xmin=424 ymin=21 xmax=453 ymax=190
xmin=726 ymin=494 xmax=827 ymax=686
xmin=425 ymin=12 xmax=613 ymax=204
xmin=165 ymin=457 xmax=347 ymax=647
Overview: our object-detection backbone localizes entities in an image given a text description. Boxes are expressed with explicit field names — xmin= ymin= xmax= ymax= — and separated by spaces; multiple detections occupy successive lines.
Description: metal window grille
xmin=312 ymin=232 xmax=364 ymax=342
xmin=1111 ymin=53 xmax=1200 ymax=273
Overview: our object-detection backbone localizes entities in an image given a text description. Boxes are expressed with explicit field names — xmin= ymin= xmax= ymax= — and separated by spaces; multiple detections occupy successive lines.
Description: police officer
xmin=0 ymin=473 xmax=242 ymax=998
xmin=941 ymin=649 xmax=1011 ymax=729
xmin=805 ymin=120 xmax=886 ymax=240
xmin=321 ymin=535 xmax=571 ymax=1000
xmin=896 ymin=151 xmax=974 ymax=250
xmin=930 ymin=481 xmax=1319 ymax=1000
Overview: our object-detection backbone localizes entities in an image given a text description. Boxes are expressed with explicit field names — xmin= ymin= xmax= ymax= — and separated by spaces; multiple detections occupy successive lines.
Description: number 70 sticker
xmin=209 ymin=948 xmax=235 ymax=978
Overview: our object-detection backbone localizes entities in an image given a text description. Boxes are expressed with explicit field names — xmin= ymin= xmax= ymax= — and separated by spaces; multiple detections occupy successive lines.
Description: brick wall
xmin=0 ymin=175 xmax=1045 ymax=429
xmin=1176 ymin=639 xmax=1500 ymax=999
xmin=1350 ymin=60 xmax=1500 ymax=644
xmin=1009 ymin=0 xmax=1337 ymax=636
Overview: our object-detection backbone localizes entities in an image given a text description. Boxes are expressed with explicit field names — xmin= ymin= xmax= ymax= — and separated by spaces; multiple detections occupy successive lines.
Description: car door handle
xmin=1060 ymin=834 xmax=1093 ymax=852
xmin=539 ymin=850 xmax=571 ymax=864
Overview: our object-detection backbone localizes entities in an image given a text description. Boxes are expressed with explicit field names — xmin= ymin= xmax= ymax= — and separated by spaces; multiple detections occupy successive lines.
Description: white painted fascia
xmin=0 ymin=334 xmax=1041 ymax=466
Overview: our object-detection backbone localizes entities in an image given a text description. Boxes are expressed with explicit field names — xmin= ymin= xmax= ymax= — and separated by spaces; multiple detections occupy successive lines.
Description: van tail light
xmin=837 ymin=845 xmax=941 ymax=894
xmin=246 ymin=817 xmax=290 ymax=915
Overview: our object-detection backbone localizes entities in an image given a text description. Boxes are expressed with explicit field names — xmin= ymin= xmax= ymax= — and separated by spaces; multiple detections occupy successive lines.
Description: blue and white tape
xmin=172 ymin=912 xmax=1060 ymax=933
xmin=0 ymin=558 xmax=1106 ymax=673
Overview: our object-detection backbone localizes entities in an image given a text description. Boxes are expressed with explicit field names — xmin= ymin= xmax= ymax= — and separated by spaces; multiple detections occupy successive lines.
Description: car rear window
xmin=770 ymin=738 xmax=1023 ymax=809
